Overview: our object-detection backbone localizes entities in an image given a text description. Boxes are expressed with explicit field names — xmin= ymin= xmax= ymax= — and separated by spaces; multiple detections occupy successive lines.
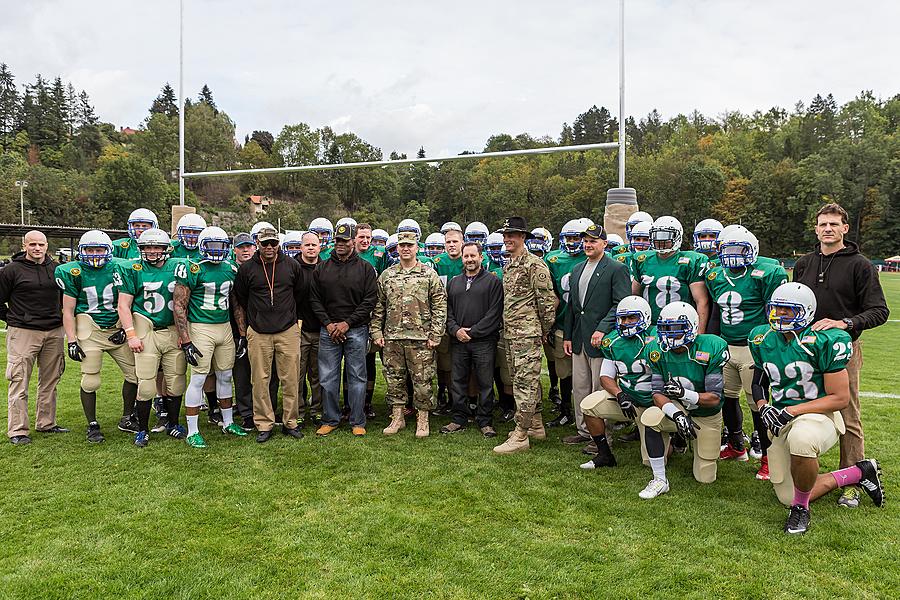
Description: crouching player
xmin=56 ymin=230 xmax=140 ymax=442
xmin=638 ymin=302 xmax=729 ymax=499
xmin=579 ymin=296 xmax=659 ymax=470
xmin=748 ymin=282 xmax=884 ymax=534
xmin=174 ymin=227 xmax=246 ymax=448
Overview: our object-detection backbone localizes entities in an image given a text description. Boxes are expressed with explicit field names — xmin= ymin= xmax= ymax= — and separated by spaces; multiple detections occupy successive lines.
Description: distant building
xmin=120 ymin=127 xmax=138 ymax=136
xmin=246 ymin=195 xmax=273 ymax=216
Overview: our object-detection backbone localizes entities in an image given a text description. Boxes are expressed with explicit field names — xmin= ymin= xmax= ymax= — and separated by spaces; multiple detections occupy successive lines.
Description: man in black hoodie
xmin=793 ymin=203 xmax=890 ymax=508
xmin=0 ymin=231 xmax=67 ymax=444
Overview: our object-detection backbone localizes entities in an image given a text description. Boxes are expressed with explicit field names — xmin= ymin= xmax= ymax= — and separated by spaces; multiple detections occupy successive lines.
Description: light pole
xmin=15 ymin=180 xmax=28 ymax=225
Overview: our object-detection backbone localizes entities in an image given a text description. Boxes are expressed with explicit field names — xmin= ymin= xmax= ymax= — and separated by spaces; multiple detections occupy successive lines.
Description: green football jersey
xmin=645 ymin=333 xmax=729 ymax=417
xmin=175 ymin=260 xmax=238 ymax=324
xmin=748 ymin=325 xmax=852 ymax=410
xmin=611 ymin=245 xmax=630 ymax=258
xmin=170 ymin=239 xmax=201 ymax=260
xmin=487 ymin=259 xmax=504 ymax=280
xmin=598 ymin=327 xmax=657 ymax=407
xmin=432 ymin=252 xmax=463 ymax=287
xmin=358 ymin=246 xmax=387 ymax=274
xmin=55 ymin=258 xmax=127 ymax=329
xmin=705 ymin=259 xmax=788 ymax=344
xmin=115 ymin=258 xmax=186 ymax=328
xmin=320 ymin=246 xmax=333 ymax=261
xmin=545 ymin=249 xmax=587 ymax=328
xmin=631 ymin=250 xmax=708 ymax=324
xmin=112 ymin=237 xmax=140 ymax=260
xmin=613 ymin=251 xmax=633 ymax=273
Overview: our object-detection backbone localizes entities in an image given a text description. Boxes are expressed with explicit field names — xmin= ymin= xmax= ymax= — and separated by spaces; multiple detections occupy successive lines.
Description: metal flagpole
xmin=618 ymin=0 xmax=625 ymax=187
xmin=178 ymin=0 xmax=185 ymax=206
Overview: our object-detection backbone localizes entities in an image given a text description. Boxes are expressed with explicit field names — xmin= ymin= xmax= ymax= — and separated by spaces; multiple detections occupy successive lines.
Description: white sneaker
xmin=579 ymin=459 xmax=597 ymax=470
xmin=639 ymin=477 xmax=670 ymax=499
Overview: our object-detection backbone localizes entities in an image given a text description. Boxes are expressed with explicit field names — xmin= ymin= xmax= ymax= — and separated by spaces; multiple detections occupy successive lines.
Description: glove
xmin=67 ymin=341 xmax=86 ymax=362
xmin=671 ymin=410 xmax=699 ymax=440
xmin=662 ymin=377 xmax=685 ymax=400
xmin=107 ymin=328 xmax=127 ymax=345
xmin=760 ymin=404 xmax=795 ymax=437
xmin=181 ymin=341 xmax=204 ymax=367
xmin=235 ymin=336 xmax=248 ymax=360
xmin=615 ymin=391 xmax=637 ymax=420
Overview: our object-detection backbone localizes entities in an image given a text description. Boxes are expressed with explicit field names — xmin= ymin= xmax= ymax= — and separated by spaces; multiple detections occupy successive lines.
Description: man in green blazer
xmin=563 ymin=224 xmax=631 ymax=451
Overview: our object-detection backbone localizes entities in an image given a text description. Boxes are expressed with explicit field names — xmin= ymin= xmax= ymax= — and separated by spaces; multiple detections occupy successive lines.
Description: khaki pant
xmin=76 ymin=314 xmax=136 ymax=392
xmin=6 ymin=326 xmax=65 ymax=438
xmin=436 ymin=334 xmax=451 ymax=372
xmin=552 ymin=330 xmax=572 ymax=378
xmin=298 ymin=328 xmax=321 ymax=412
xmin=571 ymin=351 xmax=603 ymax=437
xmin=840 ymin=339 xmax=863 ymax=467
xmin=383 ymin=339 xmax=436 ymax=410
xmin=642 ymin=402 xmax=723 ymax=483
xmin=189 ymin=321 xmax=235 ymax=374
xmin=723 ymin=344 xmax=754 ymax=406
xmin=581 ymin=390 xmax=667 ymax=466
xmin=248 ymin=324 xmax=301 ymax=431
xmin=133 ymin=316 xmax=186 ymax=401
xmin=768 ymin=412 xmax=844 ymax=506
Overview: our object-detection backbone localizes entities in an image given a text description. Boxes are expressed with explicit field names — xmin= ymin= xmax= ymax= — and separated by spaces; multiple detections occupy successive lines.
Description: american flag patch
xmin=802 ymin=335 xmax=817 ymax=344
xmin=678 ymin=257 xmax=690 ymax=264
xmin=751 ymin=269 xmax=764 ymax=277
xmin=695 ymin=351 xmax=709 ymax=363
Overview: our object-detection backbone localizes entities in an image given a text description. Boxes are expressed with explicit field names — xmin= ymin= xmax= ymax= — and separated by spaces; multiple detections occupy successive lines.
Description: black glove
xmin=662 ymin=377 xmax=685 ymax=400
xmin=107 ymin=328 xmax=127 ymax=345
xmin=181 ymin=341 xmax=204 ymax=367
xmin=615 ymin=391 xmax=637 ymax=420
xmin=671 ymin=410 xmax=698 ymax=440
xmin=67 ymin=341 xmax=86 ymax=362
xmin=235 ymin=336 xmax=248 ymax=359
xmin=760 ymin=404 xmax=795 ymax=437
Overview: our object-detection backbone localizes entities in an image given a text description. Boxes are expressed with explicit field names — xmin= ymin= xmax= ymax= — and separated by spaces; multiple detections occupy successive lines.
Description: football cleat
xmin=208 ymin=409 xmax=224 ymax=427
xmin=152 ymin=396 xmax=165 ymax=418
xmin=86 ymin=422 xmax=105 ymax=444
xmin=784 ymin=505 xmax=810 ymax=535
xmin=639 ymin=478 xmax=670 ymax=499
xmin=151 ymin=416 xmax=170 ymax=433
xmin=719 ymin=442 xmax=749 ymax=461
xmin=837 ymin=486 xmax=860 ymax=508
xmin=855 ymin=459 xmax=885 ymax=508
xmin=755 ymin=456 xmax=770 ymax=480
xmin=186 ymin=432 xmax=207 ymax=448
xmin=749 ymin=430 xmax=763 ymax=460
xmin=117 ymin=414 xmax=140 ymax=434
xmin=222 ymin=423 xmax=248 ymax=437
xmin=166 ymin=424 xmax=187 ymax=440
xmin=134 ymin=431 xmax=150 ymax=448
xmin=670 ymin=433 xmax=688 ymax=454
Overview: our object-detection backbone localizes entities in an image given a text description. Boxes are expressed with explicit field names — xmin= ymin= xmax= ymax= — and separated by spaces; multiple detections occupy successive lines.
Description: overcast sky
xmin=3 ymin=1 xmax=898 ymax=158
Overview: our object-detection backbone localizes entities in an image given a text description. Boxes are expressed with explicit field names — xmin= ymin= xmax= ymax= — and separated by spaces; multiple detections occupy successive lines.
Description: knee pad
xmin=185 ymin=373 xmax=207 ymax=407
xmin=137 ymin=379 xmax=158 ymax=402
xmin=215 ymin=369 xmax=233 ymax=399
xmin=693 ymin=456 xmax=718 ymax=484
xmin=80 ymin=372 xmax=102 ymax=393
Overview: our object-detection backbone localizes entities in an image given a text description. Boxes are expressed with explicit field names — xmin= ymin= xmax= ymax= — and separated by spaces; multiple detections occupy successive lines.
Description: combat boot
xmin=493 ymin=427 xmax=530 ymax=454
xmin=415 ymin=410 xmax=430 ymax=438
xmin=382 ymin=406 xmax=406 ymax=435
xmin=528 ymin=412 xmax=546 ymax=440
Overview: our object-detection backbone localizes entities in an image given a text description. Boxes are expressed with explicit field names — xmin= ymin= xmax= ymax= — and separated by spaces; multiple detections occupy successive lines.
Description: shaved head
xmin=22 ymin=230 xmax=48 ymax=263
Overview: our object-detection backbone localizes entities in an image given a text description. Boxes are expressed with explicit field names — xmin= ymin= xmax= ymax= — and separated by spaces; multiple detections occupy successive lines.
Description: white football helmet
xmin=615 ymin=295 xmax=653 ymax=338
xmin=371 ymin=229 xmax=389 ymax=247
xmin=464 ymin=221 xmax=489 ymax=245
xmin=127 ymin=208 xmax=158 ymax=240
xmin=718 ymin=225 xmax=759 ymax=269
xmin=629 ymin=221 xmax=652 ymax=252
xmin=693 ymin=218 xmax=723 ymax=254
xmin=197 ymin=226 xmax=231 ymax=262
xmin=396 ymin=218 xmax=422 ymax=240
xmin=336 ymin=217 xmax=357 ymax=230
xmin=625 ymin=211 xmax=653 ymax=240
xmin=176 ymin=213 xmax=208 ymax=250
xmin=281 ymin=230 xmax=305 ymax=258
xmin=308 ymin=217 xmax=334 ymax=246
xmin=656 ymin=301 xmax=699 ymax=351
xmin=485 ymin=232 xmax=507 ymax=266
xmin=385 ymin=233 xmax=400 ymax=263
xmin=606 ymin=233 xmax=625 ymax=250
xmin=559 ymin=219 xmax=585 ymax=255
xmin=578 ymin=217 xmax=596 ymax=230
xmin=767 ymin=282 xmax=817 ymax=332
xmin=136 ymin=228 xmax=171 ymax=263
xmin=526 ymin=227 xmax=553 ymax=255
xmin=650 ymin=216 xmax=683 ymax=254
xmin=78 ymin=230 xmax=113 ymax=268
xmin=441 ymin=221 xmax=462 ymax=234
xmin=424 ymin=232 xmax=445 ymax=257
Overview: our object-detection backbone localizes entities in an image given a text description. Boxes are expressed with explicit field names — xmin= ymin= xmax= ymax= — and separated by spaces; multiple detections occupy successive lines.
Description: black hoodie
xmin=0 ymin=251 xmax=62 ymax=330
xmin=793 ymin=240 xmax=889 ymax=341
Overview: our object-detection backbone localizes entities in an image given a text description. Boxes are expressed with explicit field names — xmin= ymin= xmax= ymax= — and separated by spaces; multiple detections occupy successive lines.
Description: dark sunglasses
xmin=259 ymin=240 xmax=279 ymax=247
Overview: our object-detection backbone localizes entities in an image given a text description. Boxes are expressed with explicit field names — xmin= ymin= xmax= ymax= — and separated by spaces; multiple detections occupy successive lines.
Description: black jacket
xmin=234 ymin=252 xmax=304 ymax=334
xmin=295 ymin=257 xmax=322 ymax=333
xmin=0 ymin=252 xmax=62 ymax=331
xmin=446 ymin=268 xmax=503 ymax=341
xmin=309 ymin=251 xmax=378 ymax=328
xmin=793 ymin=240 xmax=889 ymax=341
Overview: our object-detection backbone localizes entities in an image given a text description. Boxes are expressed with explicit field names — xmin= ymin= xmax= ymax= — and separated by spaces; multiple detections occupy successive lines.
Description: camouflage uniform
xmin=502 ymin=250 xmax=557 ymax=429
xmin=370 ymin=260 xmax=447 ymax=410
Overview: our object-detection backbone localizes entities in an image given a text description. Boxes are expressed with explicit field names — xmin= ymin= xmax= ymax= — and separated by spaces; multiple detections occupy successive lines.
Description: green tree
xmin=92 ymin=151 xmax=169 ymax=227
xmin=150 ymin=83 xmax=179 ymax=118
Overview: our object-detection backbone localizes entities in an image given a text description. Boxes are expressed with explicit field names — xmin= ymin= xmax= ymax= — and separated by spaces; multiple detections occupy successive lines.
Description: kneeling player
xmin=57 ymin=230 xmax=139 ymax=442
xmin=579 ymin=296 xmax=658 ymax=469
xmin=638 ymin=302 xmax=729 ymax=499
xmin=174 ymin=227 xmax=246 ymax=447
xmin=748 ymin=282 xmax=884 ymax=534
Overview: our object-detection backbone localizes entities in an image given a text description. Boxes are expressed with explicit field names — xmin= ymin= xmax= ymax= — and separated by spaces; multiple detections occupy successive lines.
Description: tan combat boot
xmin=493 ymin=427 xmax=530 ymax=454
xmin=528 ymin=412 xmax=546 ymax=440
xmin=382 ymin=406 xmax=406 ymax=435
xmin=415 ymin=410 xmax=430 ymax=438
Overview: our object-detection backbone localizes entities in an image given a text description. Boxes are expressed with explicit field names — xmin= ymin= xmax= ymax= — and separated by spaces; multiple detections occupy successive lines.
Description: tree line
xmin=0 ymin=60 xmax=898 ymax=259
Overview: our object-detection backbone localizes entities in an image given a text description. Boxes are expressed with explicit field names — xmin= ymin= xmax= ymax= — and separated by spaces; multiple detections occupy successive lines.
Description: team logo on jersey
xmin=695 ymin=350 xmax=710 ymax=363
xmin=433 ymin=257 xmax=441 ymax=264
xmin=751 ymin=269 xmax=765 ymax=277
xmin=190 ymin=263 xmax=201 ymax=274
xmin=636 ymin=254 xmax=647 ymax=262
xmin=601 ymin=338 xmax=612 ymax=348
xmin=649 ymin=350 xmax=661 ymax=362
xmin=120 ymin=241 xmax=129 ymax=248
xmin=707 ymin=271 xmax=717 ymax=280
xmin=617 ymin=255 xmax=626 ymax=262
xmin=548 ymin=256 xmax=558 ymax=263
xmin=132 ymin=263 xmax=142 ymax=271
xmin=70 ymin=267 xmax=81 ymax=276
xmin=752 ymin=333 xmax=765 ymax=345
xmin=678 ymin=256 xmax=690 ymax=264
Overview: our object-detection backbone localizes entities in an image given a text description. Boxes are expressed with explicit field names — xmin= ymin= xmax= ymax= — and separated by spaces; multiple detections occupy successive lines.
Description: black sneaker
xmin=548 ymin=386 xmax=561 ymax=408
xmin=784 ymin=505 xmax=810 ymax=535
xmin=856 ymin=459 xmax=885 ymax=507
xmin=546 ymin=413 xmax=571 ymax=427
xmin=151 ymin=415 xmax=170 ymax=433
xmin=720 ymin=427 xmax=729 ymax=451
xmin=208 ymin=409 xmax=224 ymax=427
xmin=500 ymin=409 xmax=515 ymax=423
xmin=87 ymin=422 xmax=105 ymax=443
xmin=365 ymin=404 xmax=376 ymax=419
xmin=749 ymin=430 xmax=763 ymax=459
xmin=241 ymin=416 xmax=256 ymax=431
xmin=118 ymin=414 xmax=140 ymax=434
xmin=617 ymin=427 xmax=641 ymax=443
xmin=152 ymin=396 xmax=165 ymax=418
xmin=10 ymin=435 xmax=32 ymax=445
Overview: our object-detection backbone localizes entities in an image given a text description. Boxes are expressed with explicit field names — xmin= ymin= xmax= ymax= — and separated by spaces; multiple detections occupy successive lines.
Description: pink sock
xmin=793 ymin=487 xmax=812 ymax=509
xmin=830 ymin=466 xmax=862 ymax=488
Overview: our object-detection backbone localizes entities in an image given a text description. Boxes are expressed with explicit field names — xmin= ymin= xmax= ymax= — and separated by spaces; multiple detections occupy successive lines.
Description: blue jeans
xmin=318 ymin=326 xmax=368 ymax=427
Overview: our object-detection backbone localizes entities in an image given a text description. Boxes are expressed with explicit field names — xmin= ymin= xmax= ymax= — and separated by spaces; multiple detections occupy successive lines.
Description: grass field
xmin=1 ymin=275 xmax=899 ymax=599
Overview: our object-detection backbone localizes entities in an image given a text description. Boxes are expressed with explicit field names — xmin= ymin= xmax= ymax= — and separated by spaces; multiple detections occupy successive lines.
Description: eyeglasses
xmin=259 ymin=240 xmax=279 ymax=247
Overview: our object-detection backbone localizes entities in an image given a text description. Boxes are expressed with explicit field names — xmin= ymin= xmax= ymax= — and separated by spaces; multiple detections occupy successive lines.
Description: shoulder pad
xmin=132 ymin=263 xmax=142 ymax=271
xmin=120 ymin=241 xmax=130 ymax=248
xmin=190 ymin=263 xmax=201 ymax=273
xmin=649 ymin=350 xmax=661 ymax=363
xmin=70 ymin=267 xmax=81 ymax=277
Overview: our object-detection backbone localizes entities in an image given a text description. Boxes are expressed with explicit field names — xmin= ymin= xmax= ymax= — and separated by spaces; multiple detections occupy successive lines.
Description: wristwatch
xmin=842 ymin=318 xmax=854 ymax=331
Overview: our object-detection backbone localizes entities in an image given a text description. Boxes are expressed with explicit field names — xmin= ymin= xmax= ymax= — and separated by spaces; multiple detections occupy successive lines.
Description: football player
xmin=638 ymin=302 xmax=729 ymax=499
xmin=440 ymin=221 xmax=462 ymax=235
xmin=309 ymin=217 xmax=335 ymax=259
xmin=115 ymin=228 xmax=188 ymax=447
xmin=706 ymin=226 xmax=787 ymax=477
xmin=579 ymin=296 xmax=658 ymax=469
xmin=748 ymin=282 xmax=884 ymax=534
xmin=424 ymin=232 xmax=445 ymax=258
xmin=56 ymin=230 xmax=140 ymax=442
xmin=371 ymin=229 xmax=389 ymax=249
xmin=355 ymin=223 xmax=386 ymax=275
xmin=384 ymin=234 xmax=400 ymax=267
xmin=463 ymin=221 xmax=489 ymax=247
xmin=281 ymin=230 xmax=305 ymax=258
xmin=624 ymin=211 xmax=653 ymax=242
xmin=173 ymin=226 xmax=246 ymax=447
xmin=171 ymin=213 xmax=208 ymax=259
xmin=606 ymin=233 xmax=627 ymax=257
xmin=484 ymin=232 xmax=508 ymax=269
xmin=113 ymin=208 xmax=158 ymax=260
xmin=692 ymin=218 xmax=723 ymax=260
xmin=526 ymin=227 xmax=553 ymax=259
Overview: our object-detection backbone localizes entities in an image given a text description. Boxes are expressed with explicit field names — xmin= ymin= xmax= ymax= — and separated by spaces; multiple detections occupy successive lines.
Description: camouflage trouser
xmin=383 ymin=340 xmax=436 ymax=410
xmin=506 ymin=335 xmax=543 ymax=429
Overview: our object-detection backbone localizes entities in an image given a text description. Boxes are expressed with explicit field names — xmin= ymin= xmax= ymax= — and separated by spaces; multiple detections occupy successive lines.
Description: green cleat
xmin=186 ymin=432 xmax=207 ymax=448
xmin=222 ymin=423 xmax=248 ymax=437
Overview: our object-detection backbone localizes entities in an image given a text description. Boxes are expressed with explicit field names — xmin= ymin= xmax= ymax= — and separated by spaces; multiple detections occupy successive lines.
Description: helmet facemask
xmin=766 ymin=301 xmax=808 ymax=332
xmin=650 ymin=227 xmax=682 ymax=254
xmin=718 ymin=241 xmax=755 ymax=269
xmin=139 ymin=244 xmax=170 ymax=265
xmin=657 ymin=316 xmax=696 ymax=351
xmin=79 ymin=245 xmax=112 ymax=268
xmin=177 ymin=227 xmax=204 ymax=250
xmin=128 ymin=220 xmax=155 ymax=240
xmin=199 ymin=238 xmax=231 ymax=262
xmin=615 ymin=310 xmax=648 ymax=338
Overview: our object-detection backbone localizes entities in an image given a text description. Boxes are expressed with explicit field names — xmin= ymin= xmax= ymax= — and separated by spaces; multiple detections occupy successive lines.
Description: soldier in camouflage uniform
xmin=493 ymin=217 xmax=557 ymax=455
xmin=371 ymin=232 xmax=447 ymax=438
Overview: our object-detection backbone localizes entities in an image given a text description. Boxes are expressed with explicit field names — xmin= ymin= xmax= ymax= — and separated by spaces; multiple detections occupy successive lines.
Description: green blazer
xmin=564 ymin=252 xmax=631 ymax=358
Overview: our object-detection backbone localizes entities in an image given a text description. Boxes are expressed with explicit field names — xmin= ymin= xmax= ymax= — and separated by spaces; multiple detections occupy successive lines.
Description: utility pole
xmin=15 ymin=180 xmax=28 ymax=225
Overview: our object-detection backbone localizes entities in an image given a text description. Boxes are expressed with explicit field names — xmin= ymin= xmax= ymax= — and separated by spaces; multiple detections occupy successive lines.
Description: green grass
xmin=1 ymin=275 xmax=899 ymax=599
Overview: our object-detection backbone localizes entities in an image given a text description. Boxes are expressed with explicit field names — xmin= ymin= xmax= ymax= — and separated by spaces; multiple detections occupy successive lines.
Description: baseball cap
xmin=334 ymin=223 xmax=355 ymax=241
xmin=256 ymin=227 xmax=279 ymax=243
xmin=397 ymin=231 xmax=418 ymax=245
xmin=233 ymin=232 xmax=254 ymax=247
xmin=582 ymin=223 xmax=607 ymax=240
